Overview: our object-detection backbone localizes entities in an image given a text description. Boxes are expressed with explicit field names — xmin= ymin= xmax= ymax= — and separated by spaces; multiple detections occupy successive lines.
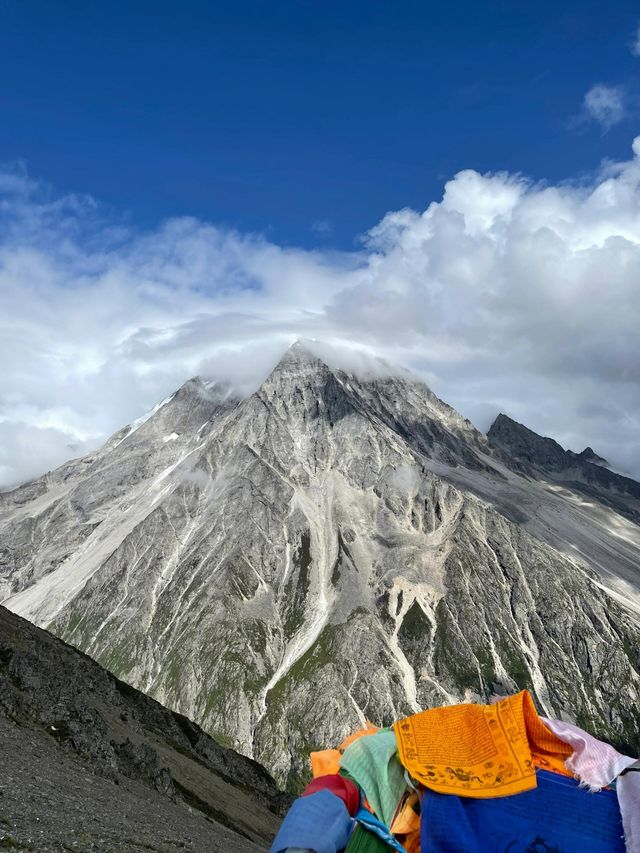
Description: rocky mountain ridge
xmin=0 ymin=603 xmax=287 ymax=852
xmin=488 ymin=413 xmax=640 ymax=523
xmin=1 ymin=342 xmax=639 ymax=790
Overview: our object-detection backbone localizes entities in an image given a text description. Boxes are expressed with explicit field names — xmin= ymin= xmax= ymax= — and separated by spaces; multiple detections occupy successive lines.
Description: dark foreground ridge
xmin=0 ymin=605 xmax=289 ymax=852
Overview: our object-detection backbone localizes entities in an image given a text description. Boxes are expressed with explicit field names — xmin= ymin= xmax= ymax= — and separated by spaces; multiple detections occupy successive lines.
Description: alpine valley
xmin=2 ymin=341 xmax=640 ymax=790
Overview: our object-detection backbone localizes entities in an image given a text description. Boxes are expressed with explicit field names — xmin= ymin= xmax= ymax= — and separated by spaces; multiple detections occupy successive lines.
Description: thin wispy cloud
xmin=1 ymin=139 xmax=640 ymax=486
xmin=311 ymin=218 xmax=334 ymax=235
xmin=630 ymin=25 xmax=640 ymax=57
xmin=582 ymin=84 xmax=626 ymax=131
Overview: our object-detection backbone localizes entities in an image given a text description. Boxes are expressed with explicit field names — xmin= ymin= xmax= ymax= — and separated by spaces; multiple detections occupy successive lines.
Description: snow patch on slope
xmin=112 ymin=393 xmax=177 ymax=448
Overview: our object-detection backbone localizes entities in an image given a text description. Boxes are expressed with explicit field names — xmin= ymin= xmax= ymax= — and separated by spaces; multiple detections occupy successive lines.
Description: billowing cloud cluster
xmin=1 ymin=140 xmax=639 ymax=486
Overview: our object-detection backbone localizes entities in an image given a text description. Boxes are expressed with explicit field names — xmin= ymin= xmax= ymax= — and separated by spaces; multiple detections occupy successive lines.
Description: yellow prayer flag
xmin=394 ymin=690 xmax=572 ymax=798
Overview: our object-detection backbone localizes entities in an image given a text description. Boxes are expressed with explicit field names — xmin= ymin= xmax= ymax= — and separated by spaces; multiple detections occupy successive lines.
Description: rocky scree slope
xmin=0 ymin=604 xmax=288 ymax=852
xmin=1 ymin=342 xmax=640 ymax=791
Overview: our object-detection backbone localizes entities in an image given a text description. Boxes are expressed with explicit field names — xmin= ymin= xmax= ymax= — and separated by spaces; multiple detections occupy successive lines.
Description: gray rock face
xmin=488 ymin=413 xmax=640 ymax=523
xmin=0 ymin=604 xmax=288 ymax=851
xmin=2 ymin=343 xmax=640 ymax=790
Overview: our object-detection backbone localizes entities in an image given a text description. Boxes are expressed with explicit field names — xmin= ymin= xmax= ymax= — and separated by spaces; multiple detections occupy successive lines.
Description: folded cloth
xmin=390 ymin=791 xmax=420 ymax=835
xmin=390 ymin=791 xmax=420 ymax=853
xmin=421 ymin=768 xmax=625 ymax=852
xmin=354 ymin=807 xmax=408 ymax=853
xmin=303 ymin=774 xmax=361 ymax=816
xmin=311 ymin=723 xmax=379 ymax=778
xmin=269 ymin=790 xmax=353 ymax=853
xmin=340 ymin=729 xmax=406 ymax=827
xmin=542 ymin=716 xmax=640 ymax=853
xmin=394 ymin=690 xmax=572 ymax=798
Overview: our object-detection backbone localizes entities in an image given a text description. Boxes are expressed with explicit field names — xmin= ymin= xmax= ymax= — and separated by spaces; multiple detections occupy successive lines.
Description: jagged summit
xmin=1 ymin=348 xmax=640 ymax=791
xmin=269 ymin=338 xmax=401 ymax=382
xmin=487 ymin=413 xmax=568 ymax=468
xmin=269 ymin=340 xmax=325 ymax=374
xmin=262 ymin=340 xmax=335 ymax=392
xmin=487 ymin=412 xmax=640 ymax=522
xmin=576 ymin=446 xmax=609 ymax=466
xmin=280 ymin=338 xmax=325 ymax=363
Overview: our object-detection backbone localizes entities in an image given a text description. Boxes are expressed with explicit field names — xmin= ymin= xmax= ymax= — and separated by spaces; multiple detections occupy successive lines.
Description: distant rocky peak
xmin=575 ymin=446 xmax=609 ymax=467
xmin=488 ymin=413 xmax=534 ymax=439
xmin=487 ymin=413 xmax=640 ymax=517
xmin=488 ymin=414 xmax=613 ymax=473
xmin=256 ymin=341 xmax=487 ymax=455
xmin=487 ymin=413 xmax=568 ymax=468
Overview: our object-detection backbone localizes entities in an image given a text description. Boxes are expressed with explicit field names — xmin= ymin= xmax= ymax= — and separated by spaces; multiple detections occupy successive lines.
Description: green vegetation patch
xmin=283 ymin=530 xmax=313 ymax=638
xmin=433 ymin=599 xmax=481 ymax=692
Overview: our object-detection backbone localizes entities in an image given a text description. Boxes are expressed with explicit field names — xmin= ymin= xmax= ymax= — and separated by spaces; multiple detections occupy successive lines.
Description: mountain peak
xmin=488 ymin=413 xmax=640 ymax=516
xmin=576 ymin=446 xmax=609 ymax=467
xmin=264 ymin=340 xmax=331 ymax=390
xmin=274 ymin=339 xmax=405 ymax=382
xmin=488 ymin=413 xmax=570 ymax=468
xmin=278 ymin=339 xmax=326 ymax=367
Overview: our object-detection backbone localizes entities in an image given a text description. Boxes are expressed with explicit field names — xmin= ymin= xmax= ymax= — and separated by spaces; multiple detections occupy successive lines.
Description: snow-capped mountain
xmin=2 ymin=341 xmax=639 ymax=788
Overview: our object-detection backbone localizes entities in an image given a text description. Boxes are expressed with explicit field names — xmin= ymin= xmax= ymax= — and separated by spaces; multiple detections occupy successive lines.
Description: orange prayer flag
xmin=339 ymin=721 xmax=379 ymax=751
xmin=309 ymin=722 xmax=379 ymax=778
xmin=310 ymin=748 xmax=341 ymax=778
xmin=390 ymin=791 xmax=420 ymax=835
xmin=391 ymin=792 xmax=421 ymax=853
xmin=522 ymin=691 xmax=574 ymax=777
xmin=394 ymin=690 xmax=573 ymax=798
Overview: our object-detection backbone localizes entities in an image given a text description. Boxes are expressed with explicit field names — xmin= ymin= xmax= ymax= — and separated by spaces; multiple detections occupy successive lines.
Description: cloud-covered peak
xmin=264 ymin=339 xmax=410 ymax=392
xmin=1 ymin=139 xmax=640 ymax=486
xmin=280 ymin=338 xmax=324 ymax=364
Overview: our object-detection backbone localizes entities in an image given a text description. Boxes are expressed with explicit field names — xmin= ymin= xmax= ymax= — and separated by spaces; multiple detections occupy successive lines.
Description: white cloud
xmin=311 ymin=218 xmax=334 ymax=235
xmin=630 ymin=25 xmax=640 ymax=57
xmin=583 ymin=84 xmax=626 ymax=130
xmin=0 ymin=139 xmax=640 ymax=486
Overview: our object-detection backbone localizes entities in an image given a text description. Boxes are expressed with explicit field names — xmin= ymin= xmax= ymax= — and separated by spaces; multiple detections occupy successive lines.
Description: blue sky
xmin=2 ymin=0 xmax=640 ymax=248
xmin=0 ymin=1 xmax=640 ymax=486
